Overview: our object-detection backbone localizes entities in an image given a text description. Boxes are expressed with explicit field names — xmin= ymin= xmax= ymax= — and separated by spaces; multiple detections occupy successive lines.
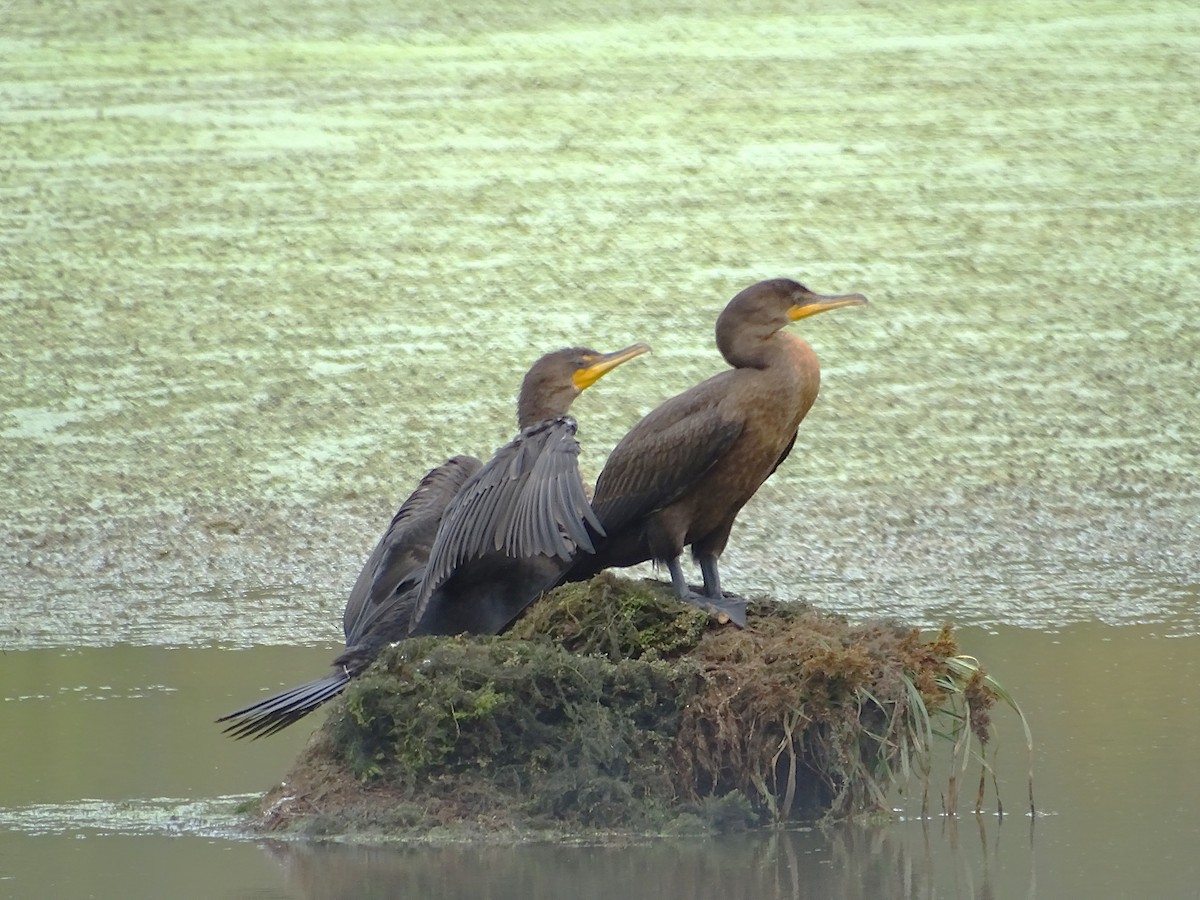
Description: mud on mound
xmin=255 ymin=574 xmax=1010 ymax=840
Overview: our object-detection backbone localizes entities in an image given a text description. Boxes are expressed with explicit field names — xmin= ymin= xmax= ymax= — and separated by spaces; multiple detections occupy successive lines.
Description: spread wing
xmin=590 ymin=384 xmax=743 ymax=533
xmin=341 ymin=454 xmax=482 ymax=644
xmin=411 ymin=417 xmax=601 ymax=629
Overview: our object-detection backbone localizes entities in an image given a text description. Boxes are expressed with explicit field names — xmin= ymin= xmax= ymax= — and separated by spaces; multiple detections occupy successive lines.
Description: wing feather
xmin=412 ymin=417 xmax=601 ymax=628
xmin=591 ymin=386 xmax=744 ymax=533
xmin=341 ymin=455 xmax=481 ymax=643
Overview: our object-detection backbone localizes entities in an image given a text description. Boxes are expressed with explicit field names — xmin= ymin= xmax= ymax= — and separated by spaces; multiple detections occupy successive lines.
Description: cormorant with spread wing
xmin=410 ymin=342 xmax=650 ymax=636
xmin=218 ymin=343 xmax=648 ymax=738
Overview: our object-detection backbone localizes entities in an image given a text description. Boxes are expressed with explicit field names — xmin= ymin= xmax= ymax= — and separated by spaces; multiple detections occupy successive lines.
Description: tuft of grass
xmin=936 ymin=654 xmax=1035 ymax=818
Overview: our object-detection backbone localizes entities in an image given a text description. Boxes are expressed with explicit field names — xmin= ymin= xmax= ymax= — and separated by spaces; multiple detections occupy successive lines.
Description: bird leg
xmin=698 ymin=554 xmax=722 ymax=597
xmin=667 ymin=557 xmax=747 ymax=628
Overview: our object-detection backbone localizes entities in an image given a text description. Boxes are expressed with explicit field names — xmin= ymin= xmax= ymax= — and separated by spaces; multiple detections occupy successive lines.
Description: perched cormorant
xmin=217 ymin=455 xmax=482 ymax=739
xmin=563 ymin=279 xmax=867 ymax=625
xmin=217 ymin=342 xmax=648 ymax=738
xmin=410 ymin=343 xmax=650 ymax=636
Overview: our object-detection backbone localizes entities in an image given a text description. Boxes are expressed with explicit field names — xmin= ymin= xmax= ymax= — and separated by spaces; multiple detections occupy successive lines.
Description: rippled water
xmin=2 ymin=0 xmax=1198 ymax=896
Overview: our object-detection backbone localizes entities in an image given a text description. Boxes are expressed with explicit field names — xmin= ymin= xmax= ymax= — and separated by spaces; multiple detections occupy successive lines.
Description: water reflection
xmin=0 ymin=816 xmax=1036 ymax=900
xmin=260 ymin=820 xmax=1032 ymax=900
xmin=0 ymin=832 xmax=295 ymax=900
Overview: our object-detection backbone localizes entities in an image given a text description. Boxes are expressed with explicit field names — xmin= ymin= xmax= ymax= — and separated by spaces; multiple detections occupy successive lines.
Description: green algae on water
xmin=252 ymin=574 xmax=1029 ymax=840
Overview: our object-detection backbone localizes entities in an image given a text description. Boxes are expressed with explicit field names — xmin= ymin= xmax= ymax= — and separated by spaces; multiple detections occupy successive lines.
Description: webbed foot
xmin=679 ymin=586 xmax=747 ymax=628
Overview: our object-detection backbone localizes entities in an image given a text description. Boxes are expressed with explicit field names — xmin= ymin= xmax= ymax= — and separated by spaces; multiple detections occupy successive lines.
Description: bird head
xmin=518 ymin=342 xmax=651 ymax=426
xmin=716 ymin=278 xmax=867 ymax=365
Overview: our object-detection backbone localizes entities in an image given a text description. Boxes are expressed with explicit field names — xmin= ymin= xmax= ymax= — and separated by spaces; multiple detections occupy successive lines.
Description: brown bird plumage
xmin=564 ymin=278 xmax=867 ymax=625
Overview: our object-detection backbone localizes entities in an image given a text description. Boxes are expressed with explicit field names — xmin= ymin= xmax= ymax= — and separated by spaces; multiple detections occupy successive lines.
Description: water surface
xmin=3 ymin=626 xmax=1199 ymax=897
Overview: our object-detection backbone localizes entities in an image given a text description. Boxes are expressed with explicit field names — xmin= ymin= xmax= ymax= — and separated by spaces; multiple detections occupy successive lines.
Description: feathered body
xmin=565 ymin=279 xmax=867 ymax=622
xmin=410 ymin=344 xmax=648 ymax=636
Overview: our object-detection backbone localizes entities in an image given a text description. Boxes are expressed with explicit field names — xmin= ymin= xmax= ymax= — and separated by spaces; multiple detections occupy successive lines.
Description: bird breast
xmin=680 ymin=334 xmax=820 ymax=538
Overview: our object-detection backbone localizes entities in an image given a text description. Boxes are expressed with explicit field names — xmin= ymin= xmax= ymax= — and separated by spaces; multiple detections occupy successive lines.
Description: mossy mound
xmin=255 ymin=574 xmax=1016 ymax=840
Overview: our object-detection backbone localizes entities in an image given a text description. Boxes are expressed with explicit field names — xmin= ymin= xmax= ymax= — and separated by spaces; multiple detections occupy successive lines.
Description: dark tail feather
xmin=216 ymin=670 xmax=350 ymax=740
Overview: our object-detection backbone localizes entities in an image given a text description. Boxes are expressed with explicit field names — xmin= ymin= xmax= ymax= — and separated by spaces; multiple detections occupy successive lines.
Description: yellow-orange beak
xmin=572 ymin=342 xmax=651 ymax=391
xmin=788 ymin=290 xmax=869 ymax=321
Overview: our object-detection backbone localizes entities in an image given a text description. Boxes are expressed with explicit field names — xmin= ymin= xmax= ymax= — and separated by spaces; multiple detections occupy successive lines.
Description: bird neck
xmin=719 ymin=326 xmax=803 ymax=371
xmin=517 ymin=392 xmax=575 ymax=428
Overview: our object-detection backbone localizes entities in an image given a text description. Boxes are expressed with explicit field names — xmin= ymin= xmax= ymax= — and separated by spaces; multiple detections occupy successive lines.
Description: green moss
xmin=326 ymin=630 xmax=699 ymax=830
xmin=256 ymin=575 xmax=1027 ymax=840
xmin=508 ymin=572 xmax=710 ymax=660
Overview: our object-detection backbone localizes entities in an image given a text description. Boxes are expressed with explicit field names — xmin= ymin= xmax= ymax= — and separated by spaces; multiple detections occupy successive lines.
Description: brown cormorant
xmin=563 ymin=279 xmax=867 ymax=625
xmin=217 ymin=343 xmax=648 ymax=738
xmin=409 ymin=343 xmax=650 ymax=636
